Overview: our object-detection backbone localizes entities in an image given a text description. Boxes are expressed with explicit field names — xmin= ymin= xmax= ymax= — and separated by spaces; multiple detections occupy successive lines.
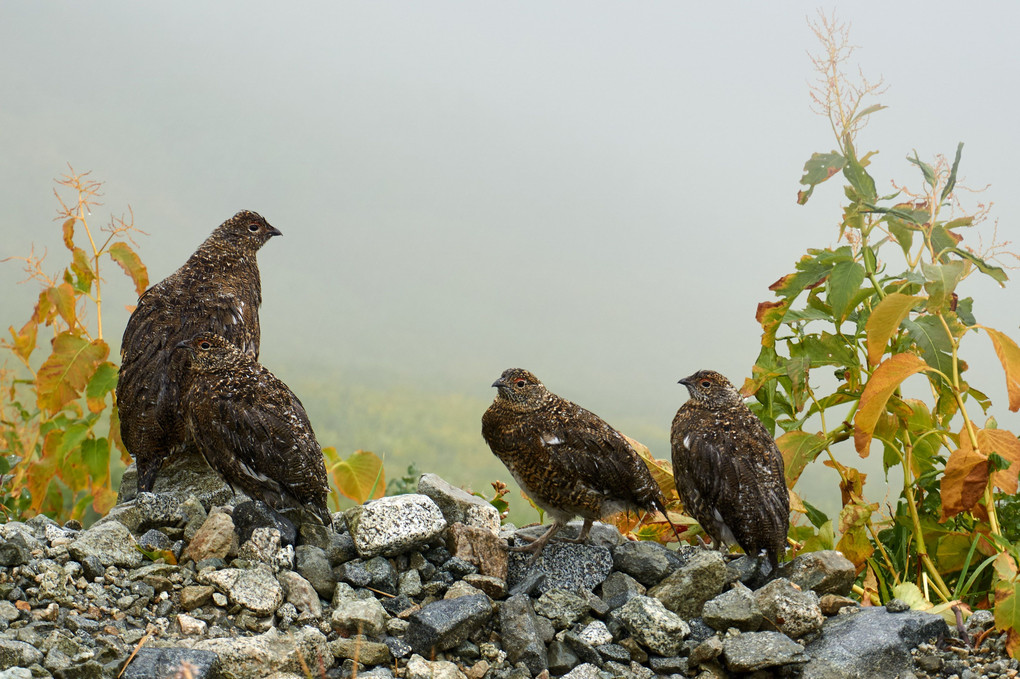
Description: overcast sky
xmin=2 ymin=3 xmax=1019 ymax=482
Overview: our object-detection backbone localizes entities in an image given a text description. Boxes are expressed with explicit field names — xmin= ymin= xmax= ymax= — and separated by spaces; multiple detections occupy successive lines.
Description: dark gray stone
xmin=801 ymin=607 xmax=949 ymax=679
xmin=232 ymin=501 xmax=297 ymax=546
xmin=547 ymin=640 xmax=579 ymax=676
xmin=599 ymin=571 xmax=646 ymax=610
xmin=116 ymin=453 xmax=237 ymax=511
xmin=648 ymin=656 xmax=688 ymax=674
xmin=614 ymin=596 xmax=689 ymax=657
xmin=562 ymin=630 xmax=603 ymax=667
xmin=327 ymin=528 xmax=358 ymax=566
xmin=364 ymin=556 xmax=397 ymax=594
xmin=99 ymin=491 xmax=184 ymax=533
xmin=137 ymin=530 xmax=173 ymax=553
xmin=80 ymin=555 xmax=105 ymax=582
xmin=295 ymin=545 xmax=336 ymax=600
xmin=507 ymin=542 xmax=613 ymax=594
xmin=383 ymin=636 xmax=412 ymax=660
xmin=336 ymin=559 xmax=373 ymax=588
xmin=722 ymin=631 xmax=809 ymax=672
xmin=534 ymin=588 xmax=590 ymax=629
xmin=499 ymin=594 xmax=548 ymax=676
xmin=776 ymin=550 xmax=857 ymax=597
xmin=0 ymin=540 xmax=30 ymax=568
xmin=120 ymin=647 xmax=221 ymax=679
xmin=441 ymin=556 xmax=477 ymax=578
xmin=702 ymin=583 xmax=763 ymax=632
xmin=52 ymin=662 xmax=105 ymax=679
xmin=0 ymin=639 xmax=43 ymax=669
xmin=595 ymin=643 xmax=630 ymax=663
xmin=611 ymin=541 xmax=684 ymax=586
xmin=513 ymin=521 xmax=624 ymax=549
xmin=404 ymin=593 xmax=493 ymax=656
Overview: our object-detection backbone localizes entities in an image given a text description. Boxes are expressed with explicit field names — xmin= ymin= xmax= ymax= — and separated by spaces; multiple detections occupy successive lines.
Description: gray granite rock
xmin=614 ymin=595 xmax=690 ymax=656
xmin=98 ymin=492 xmax=184 ymax=534
xmin=295 ymin=545 xmax=335 ymax=599
xmin=722 ymin=631 xmax=809 ymax=672
xmin=404 ymin=654 xmax=467 ymax=679
xmin=547 ymin=639 xmax=579 ymax=675
xmin=0 ymin=640 xmax=43 ymax=670
xmin=560 ymin=663 xmax=603 ymax=679
xmin=202 ymin=567 xmax=284 ymax=616
xmin=499 ymin=593 xmax=548 ymax=676
xmin=346 ymin=495 xmax=447 ymax=558
xmin=120 ymin=648 xmax=220 ymax=679
xmin=329 ymin=636 xmax=393 ymax=666
xmin=237 ymin=527 xmax=293 ymax=571
xmin=277 ymin=571 xmax=322 ymax=619
xmin=404 ymin=593 xmax=493 ymax=656
xmin=68 ymin=520 xmax=144 ymax=569
xmin=184 ymin=510 xmax=236 ymax=563
xmin=599 ymin=571 xmax=646 ymax=610
xmin=331 ymin=597 xmax=388 ymax=638
xmin=193 ymin=626 xmax=333 ymax=679
xmin=117 ymin=452 xmax=239 ymax=510
xmin=534 ymin=588 xmax=590 ymax=629
xmin=513 ymin=521 xmax=623 ymax=549
xmin=648 ymin=549 xmax=727 ymax=619
xmin=754 ymin=577 xmax=824 ymax=639
xmin=776 ymin=550 xmax=857 ymax=596
xmin=611 ymin=541 xmax=686 ymax=586
xmin=417 ymin=473 xmax=501 ymax=534
xmin=702 ymin=582 xmax=763 ymax=632
xmin=801 ymin=607 xmax=949 ymax=679
xmin=507 ymin=542 xmax=613 ymax=594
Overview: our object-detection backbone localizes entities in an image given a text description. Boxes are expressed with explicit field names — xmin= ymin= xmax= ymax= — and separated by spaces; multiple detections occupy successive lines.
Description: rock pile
xmin=0 ymin=459 xmax=1008 ymax=679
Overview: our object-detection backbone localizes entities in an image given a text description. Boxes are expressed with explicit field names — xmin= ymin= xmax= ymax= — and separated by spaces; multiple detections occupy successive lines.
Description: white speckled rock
xmin=405 ymin=654 xmax=468 ymax=679
xmin=418 ymin=473 xmax=501 ymax=534
xmin=615 ymin=595 xmax=690 ymax=656
xmin=345 ymin=494 xmax=447 ymax=558
xmin=201 ymin=567 xmax=284 ymax=616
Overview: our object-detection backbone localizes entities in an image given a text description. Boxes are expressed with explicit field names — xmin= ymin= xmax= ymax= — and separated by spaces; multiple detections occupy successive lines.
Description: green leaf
xmin=941 ymin=142 xmax=964 ymax=202
xmin=793 ymin=333 xmax=859 ymax=368
xmin=903 ymin=317 xmax=954 ymax=382
xmin=85 ymin=362 xmax=118 ymax=413
xmin=81 ymin=437 xmax=111 ymax=483
xmin=957 ymin=297 xmax=976 ymax=326
xmin=801 ymin=499 xmax=830 ymax=529
xmin=798 ymin=152 xmax=846 ymax=205
xmin=930 ymin=225 xmax=962 ymax=258
xmin=908 ymin=150 xmax=937 ymax=188
xmin=952 ymin=248 xmax=1008 ymax=285
xmin=57 ymin=422 xmax=91 ymax=458
xmin=849 ymin=103 xmax=887 ymax=126
xmin=887 ymin=217 xmax=915 ymax=255
xmin=826 ymin=260 xmax=866 ymax=323
xmin=843 ymin=136 xmax=877 ymax=202
xmin=921 ymin=260 xmax=966 ymax=312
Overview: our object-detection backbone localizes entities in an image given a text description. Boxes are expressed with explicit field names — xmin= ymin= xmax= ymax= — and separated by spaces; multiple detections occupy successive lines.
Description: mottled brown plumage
xmin=482 ymin=368 xmax=676 ymax=562
xmin=670 ymin=370 xmax=789 ymax=569
xmin=117 ymin=210 xmax=280 ymax=492
xmin=175 ymin=334 xmax=330 ymax=524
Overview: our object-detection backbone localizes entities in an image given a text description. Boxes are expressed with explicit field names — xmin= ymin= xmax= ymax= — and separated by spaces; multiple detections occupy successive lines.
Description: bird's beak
xmin=268 ymin=225 xmax=282 ymax=237
xmin=491 ymin=378 xmax=505 ymax=389
xmin=678 ymin=377 xmax=691 ymax=387
xmin=175 ymin=340 xmax=190 ymax=350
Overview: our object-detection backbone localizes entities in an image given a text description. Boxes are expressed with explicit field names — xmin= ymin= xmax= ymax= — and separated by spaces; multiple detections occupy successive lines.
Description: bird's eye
xmin=248 ymin=223 xmax=260 ymax=232
xmin=700 ymin=380 xmax=711 ymax=388
xmin=199 ymin=341 xmax=212 ymax=350
xmin=515 ymin=379 xmax=526 ymax=388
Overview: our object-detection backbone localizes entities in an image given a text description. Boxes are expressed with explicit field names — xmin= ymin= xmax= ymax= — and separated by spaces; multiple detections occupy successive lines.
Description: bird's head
xmin=174 ymin=333 xmax=237 ymax=371
xmin=214 ymin=210 xmax=282 ymax=251
xmin=491 ymin=368 xmax=546 ymax=408
xmin=678 ymin=370 xmax=742 ymax=408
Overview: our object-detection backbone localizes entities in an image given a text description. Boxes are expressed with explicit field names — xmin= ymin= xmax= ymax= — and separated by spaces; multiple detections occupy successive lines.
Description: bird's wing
xmin=539 ymin=401 xmax=659 ymax=506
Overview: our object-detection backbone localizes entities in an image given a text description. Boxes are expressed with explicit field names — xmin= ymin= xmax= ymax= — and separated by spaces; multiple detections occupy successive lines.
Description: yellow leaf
xmin=61 ymin=218 xmax=75 ymax=250
xmin=109 ymin=242 xmax=150 ymax=298
xmin=35 ymin=332 xmax=109 ymax=414
xmin=981 ymin=326 xmax=1020 ymax=412
xmin=328 ymin=449 xmax=385 ymax=504
xmin=865 ymin=294 xmax=921 ymax=366
xmin=46 ymin=283 xmax=77 ymax=329
xmin=854 ymin=353 xmax=930 ymax=455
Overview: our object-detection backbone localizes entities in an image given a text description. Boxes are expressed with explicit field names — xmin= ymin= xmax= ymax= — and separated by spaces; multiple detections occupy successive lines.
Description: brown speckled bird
xmin=482 ymin=368 xmax=677 ymax=562
xmin=670 ymin=370 xmax=789 ymax=569
xmin=175 ymin=333 xmax=330 ymax=524
xmin=117 ymin=210 xmax=280 ymax=492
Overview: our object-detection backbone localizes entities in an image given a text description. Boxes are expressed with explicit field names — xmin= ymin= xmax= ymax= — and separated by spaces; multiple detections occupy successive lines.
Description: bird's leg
xmin=561 ymin=518 xmax=593 ymax=544
xmin=510 ymin=521 xmax=565 ymax=566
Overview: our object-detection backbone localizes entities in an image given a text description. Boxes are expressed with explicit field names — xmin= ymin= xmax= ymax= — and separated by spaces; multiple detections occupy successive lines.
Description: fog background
xmin=2 ymin=2 xmax=1018 ymax=520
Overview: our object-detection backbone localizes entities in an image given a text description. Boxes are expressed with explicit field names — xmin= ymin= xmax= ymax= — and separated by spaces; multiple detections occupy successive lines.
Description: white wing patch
xmin=683 ymin=435 xmax=692 ymax=449
xmin=541 ymin=433 xmax=563 ymax=446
